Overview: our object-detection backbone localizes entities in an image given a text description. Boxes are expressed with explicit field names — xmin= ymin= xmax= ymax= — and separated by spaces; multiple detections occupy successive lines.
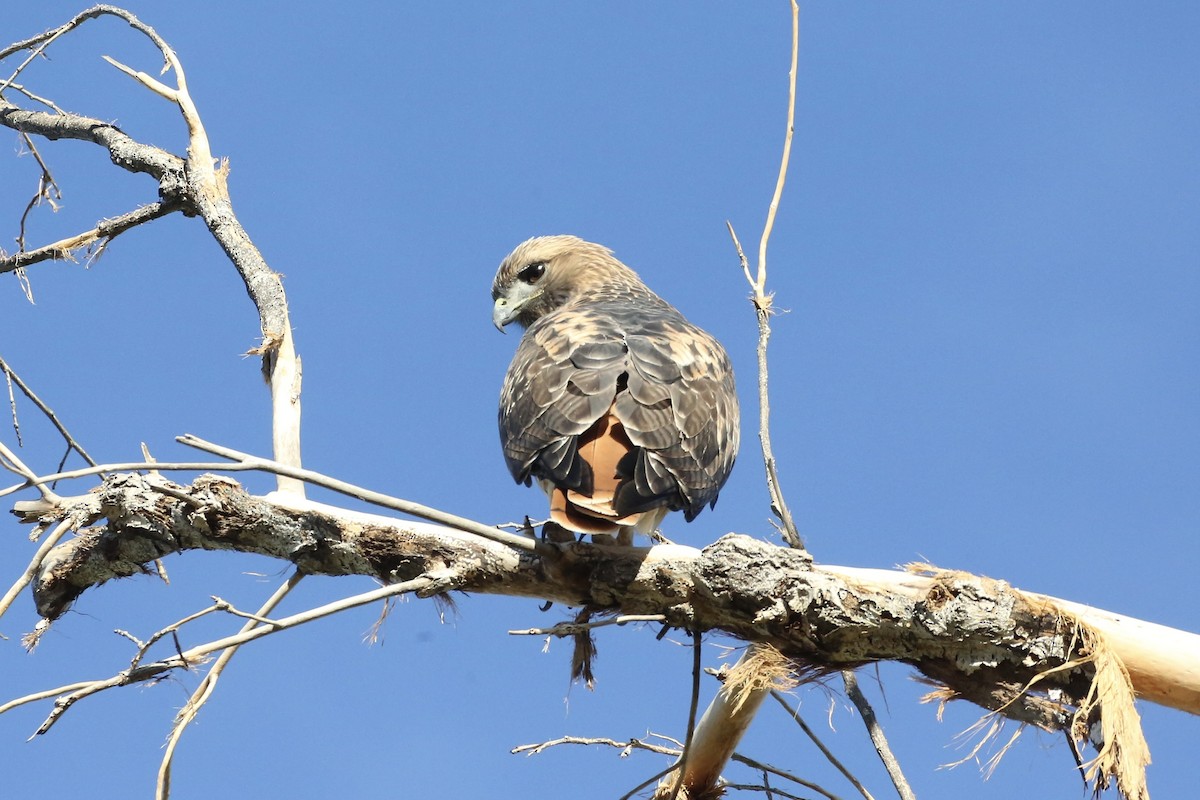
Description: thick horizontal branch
xmin=17 ymin=473 xmax=559 ymax=621
xmin=14 ymin=471 xmax=1199 ymax=732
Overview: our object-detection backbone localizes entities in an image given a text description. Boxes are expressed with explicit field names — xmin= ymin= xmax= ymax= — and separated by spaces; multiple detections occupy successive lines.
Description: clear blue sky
xmin=2 ymin=3 xmax=1197 ymax=798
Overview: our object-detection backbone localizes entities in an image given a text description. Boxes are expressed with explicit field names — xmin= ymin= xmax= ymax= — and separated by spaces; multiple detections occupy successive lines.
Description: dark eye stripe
xmin=518 ymin=262 xmax=546 ymax=284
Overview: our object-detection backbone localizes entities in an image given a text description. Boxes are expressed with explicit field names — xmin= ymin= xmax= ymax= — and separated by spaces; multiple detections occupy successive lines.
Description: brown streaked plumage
xmin=492 ymin=235 xmax=739 ymax=542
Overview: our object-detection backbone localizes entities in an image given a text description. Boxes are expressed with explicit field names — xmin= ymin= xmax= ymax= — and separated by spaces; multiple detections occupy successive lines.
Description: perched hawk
xmin=492 ymin=235 xmax=739 ymax=542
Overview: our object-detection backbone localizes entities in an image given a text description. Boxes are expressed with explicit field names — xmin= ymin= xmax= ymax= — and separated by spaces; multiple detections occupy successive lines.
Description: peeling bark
xmin=17 ymin=470 xmax=1191 ymax=738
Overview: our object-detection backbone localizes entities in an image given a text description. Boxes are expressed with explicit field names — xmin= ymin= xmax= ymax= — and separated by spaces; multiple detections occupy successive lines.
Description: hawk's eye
xmin=518 ymin=262 xmax=546 ymax=284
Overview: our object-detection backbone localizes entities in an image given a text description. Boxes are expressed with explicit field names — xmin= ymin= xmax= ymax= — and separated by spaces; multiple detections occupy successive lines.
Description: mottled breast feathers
xmin=493 ymin=235 xmax=739 ymax=537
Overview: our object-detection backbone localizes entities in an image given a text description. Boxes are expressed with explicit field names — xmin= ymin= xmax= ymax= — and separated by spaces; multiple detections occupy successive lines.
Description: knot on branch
xmin=691 ymin=534 xmax=816 ymax=629
xmin=913 ymin=571 xmax=1021 ymax=658
xmin=29 ymin=473 xmax=228 ymax=620
xmin=156 ymin=164 xmax=192 ymax=211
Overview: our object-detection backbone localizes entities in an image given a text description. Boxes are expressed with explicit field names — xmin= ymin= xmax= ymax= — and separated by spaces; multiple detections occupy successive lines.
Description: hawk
xmin=492 ymin=235 xmax=739 ymax=543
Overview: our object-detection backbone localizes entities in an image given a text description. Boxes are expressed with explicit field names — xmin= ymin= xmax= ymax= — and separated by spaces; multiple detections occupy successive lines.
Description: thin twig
xmin=127 ymin=604 xmax=228 ymax=670
xmin=510 ymin=732 xmax=845 ymax=800
xmin=0 ymin=354 xmax=98 ymax=468
xmin=0 ymin=439 xmax=58 ymax=503
xmin=210 ymin=596 xmax=285 ymax=628
xmin=508 ymin=614 xmax=667 ymax=637
xmin=771 ymin=690 xmax=875 ymax=800
xmin=754 ymin=0 xmax=801 ymax=296
xmin=0 ymin=10 xmax=78 ymax=96
xmin=662 ymin=629 xmax=706 ymax=799
xmin=513 ymin=735 xmax=681 ymax=758
xmin=11 ymin=452 xmax=528 ymax=568
xmin=157 ymin=572 xmax=303 ymax=800
xmin=0 ymin=460 xmax=261 ymax=499
xmin=0 ymin=201 xmax=183 ymax=275
xmin=511 ymin=735 xmax=681 ymax=800
xmin=175 ymin=434 xmax=541 ymax=553
xmin=731 ymin=753 xmax=847 ymax=800
xmin=2 ymin=82 xmax=65 ymax=113
xmin=722 ymin=784 xmax=808 ymax=800
xmin=842 ymin=671 xmax=916 ymax=800
xmin=15 ymin=133 xmax=62 ymax=257
xmin=728 ymin=223 xmax=803 ymax=552
xmin=728 ymin=0 xmax=805 ymax=551
xmin=3 ymin=364 xmax=19 ymax=446
xmin=6 ymin=574 xmax=437 ymax=732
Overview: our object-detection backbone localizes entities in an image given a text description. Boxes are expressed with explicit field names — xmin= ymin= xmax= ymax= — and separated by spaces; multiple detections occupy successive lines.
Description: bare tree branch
xmin=657 ymin=628 xmax=706 ymax=800
xmin=0 ymin=355 xmax=98 ymax=470
xmin=0 ymin=201 xmax=183 ymax=275
xmin=671 ymin=3 xmax=807 ymax=794
xmin=513 ymin=734 xmax=844 ymax=800
xmin=1 ymin=6 xmax=303 ymax=494
xmin=0 ymin=463 xmax=1179 ymax=800
xmin=172 ymin=434 xmax=541 ymax=552
xmin=13 ymin=133 xmax=61 ymax=262
xmin=730 ymin=752 xmax=847 ymax=800
xmin=509 ymin=614 xmax=668 ymax=637
xmin=770 ymin=690 xmax=875 ymax=800
xmin=8 ymin=573 xmax=433 ymax=735
xmin=730 ymin=0 xmax=804 ymax=552
xmin=841 ymin=672 xmax=915 ymax=800
xmin=156 ymin=571 xmax=304 ymax=800
xmin=0 ymin=98 xmax=185 ymax=182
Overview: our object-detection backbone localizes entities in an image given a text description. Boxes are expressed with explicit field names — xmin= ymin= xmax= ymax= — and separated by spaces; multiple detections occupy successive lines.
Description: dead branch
xmin=3 ymin=465 xmax=1188 ymax=798
xmin=729 ymin=752 xmax=846 ymax=800
xmin=841 ymin=671 xmax=914 ymax=800
xmin=0 ymin=201 xmax=183 ymax=274
xmin=173 ymin=434 xmax=540 ymax=552
xmin=730 ymin=0 xmax=804 ymax=553
xmin=512 ymin=734 xmax=839 ymax=800
xmin=657 ymin=628 xmax=705 ymax=800
xmin=4 ymin=573 xmax=433 ymax=735
xmin=656 ymin=644 xmax=797 ymax=799
xmin=0 ymin=6 xmax=303 ymax=494
xmin=0 ymin=9 xmax=1188 ymax=800
xmin=513 ymin=734 xmax=680 ymax=759
xmin=0 ymin=99 xmax=185 ymax=186
xmin=770 ymin=690 xmax=874 ymax=800
xmin=156 ymin=571 xmax=303 ymax=799
xmin=671 ymin=3 xmax=808 ymax=795
xmin=0 ymin=354 xmax=98 ymax=471
xmin=508 ymin=614 xmax=668 ymax=636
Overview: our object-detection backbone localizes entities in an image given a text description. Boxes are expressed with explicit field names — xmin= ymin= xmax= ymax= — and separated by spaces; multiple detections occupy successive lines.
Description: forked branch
xmin=0 ymin=6 xmax=302 ymax=494
xmin=675 ymin=2 xmax=808 ymax=796
xmin=728 ymin=0 xmax=803 ymax=554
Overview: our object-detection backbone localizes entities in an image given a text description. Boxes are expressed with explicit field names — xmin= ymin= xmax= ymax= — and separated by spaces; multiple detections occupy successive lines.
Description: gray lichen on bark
xmin=19 ymin=472 xmax=1090 ymax=734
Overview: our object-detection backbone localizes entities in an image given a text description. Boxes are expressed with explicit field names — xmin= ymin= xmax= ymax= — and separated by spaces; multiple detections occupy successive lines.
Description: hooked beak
xmin=492 ymin=297 xmax=516 ymax=332
xmin=492 ymin=283 xmax=542 ymax=332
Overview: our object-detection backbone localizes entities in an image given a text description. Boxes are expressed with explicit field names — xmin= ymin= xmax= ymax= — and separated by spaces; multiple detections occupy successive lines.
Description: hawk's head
xmin=491 ymin=235 xmax=644 ymax=331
